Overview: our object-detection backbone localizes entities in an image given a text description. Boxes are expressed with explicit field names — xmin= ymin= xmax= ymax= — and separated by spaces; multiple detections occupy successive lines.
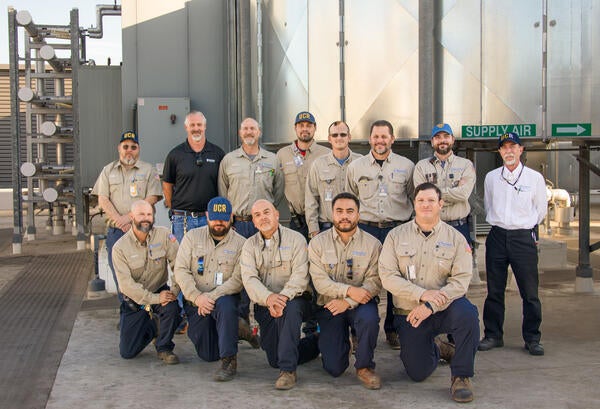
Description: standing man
xmin=346 ymin=119 xmax=415 ymax=349
xmin=162 ymin=111 xmax=225 ymax=241
xmin=240 ymin=199 xmax=320 ymax=390
xmin=413 ymin=123 xmax=475 ymax=246
xmin=218 ymin=117 xmax=284 ymax=238
xmin=174 ymin=197 xmax=258 ymax=382
xmin=379 ymin=183 xmax=479 ymax=403
xmin=112 ymin=200 xmax=181 ymax=364
xmin=92 ymin=131 xmax=162 ymax=300
xmin=479 ymin=132 xmax=547 ymax=356
xmin=305 ymin=121 xmax=361 ymax=238
xmin=308 ymin=192 xmax=382 ymax=389
xmin=277 ymin=111 xmax=330 ymax=239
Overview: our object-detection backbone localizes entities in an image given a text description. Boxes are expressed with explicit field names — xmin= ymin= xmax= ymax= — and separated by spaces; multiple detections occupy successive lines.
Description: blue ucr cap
xmin=120 ymin=130 xmax=139 ymax=145
xmin=431 ymin=123 xmax=453 ymax=139
xmin=498 ymin=132 xmax=521 ymax=148
xmin=207 ymin=196 xmax=232 ymax=221
xmin=294 ymin=111 xmax=316 ymax=125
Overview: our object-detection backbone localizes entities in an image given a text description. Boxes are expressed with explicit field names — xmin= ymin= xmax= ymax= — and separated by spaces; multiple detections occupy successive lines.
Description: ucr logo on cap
xmin=120 ymin=130 xmax=139 ymax=144
xmin=207 ymin=196 xmax=232 ymax=221
xmin=295 ymin=111 xmax=316 ymax=125
xmin=498 ymin=132 xmax=521 ymax=148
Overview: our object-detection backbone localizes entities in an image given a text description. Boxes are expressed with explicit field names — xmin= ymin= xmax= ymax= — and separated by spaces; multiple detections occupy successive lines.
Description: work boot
xmin=238 ymin=317 xmax=260 ymax=348
xmin=435 ymin=335 xmax=455 ymax=363
xmin=213 ymin=355 xmax=237 ymax=382
xmin=356 ymin=368 xmax=381 ymax=390
xmin=274 ymin=371 xmax=297 ymax=390
xmin=451 ymin=376 xmax=474 ymax=403
xmin=385 ymin=331 xmax=401 ymax=350
xmin=477 ymin=337 xmax=503 ymax=351
xmin=157 ymin=350 xmax=180 ymax=365
xmin=350 ymin=334 xmax=358 ymax=355
xmin=524 ymin=341 xmax=545 ymax=356
xmin=175 ymin=315 xmax=188 ymax=334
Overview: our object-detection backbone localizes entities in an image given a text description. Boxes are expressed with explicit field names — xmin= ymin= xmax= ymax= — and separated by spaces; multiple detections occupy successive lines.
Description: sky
xmin=0 ymin=0 xmax=122 ymax=65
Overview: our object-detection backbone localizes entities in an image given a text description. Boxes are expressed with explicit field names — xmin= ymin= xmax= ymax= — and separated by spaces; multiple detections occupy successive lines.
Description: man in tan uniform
xmin=308 ymin=192 xmax=382 ymax=389
xmin=379 ymin=183 xmax=479 ymax=403
xmin=112 ymin=200 xmax=181 ymax=364
xmin=305 ymin=121 xmax=362 ymax=238
xmin=413 ymin=123 xmax=475 ymax=246
xmin=277 ymin=111 xmax=330 ymax=239
xmin=346 ymin=119 xmax=414 ymax=349
xmin=92 ymin=131 xmax=162 ymax=301
xmin=174 ymin=196 xmax=258 ymax=382
xmin=240 ymin=200 xmax=319 ymax=390
xmin=218 ymin=117 xmax=284 ymax=239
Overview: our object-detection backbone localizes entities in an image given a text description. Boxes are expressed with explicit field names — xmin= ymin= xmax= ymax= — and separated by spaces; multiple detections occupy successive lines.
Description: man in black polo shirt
xmin=162 ymin=111 xmax=225 ymax=242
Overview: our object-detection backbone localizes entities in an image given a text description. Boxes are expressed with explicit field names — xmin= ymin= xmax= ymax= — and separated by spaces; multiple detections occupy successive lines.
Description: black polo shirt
xmin=162 ymin=140 xmax=225 ymax=211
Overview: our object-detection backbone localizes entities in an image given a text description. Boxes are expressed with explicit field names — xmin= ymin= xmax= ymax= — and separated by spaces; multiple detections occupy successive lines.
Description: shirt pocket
xmin=270 ymin=247 xmax=294 ymax=290
xmin=134 ymin=175 xmax=148 ymax=196
xmin=349 ymin=255 xmax=369 ymax=284
xmin=108 ymin=175 xmax=123 ymax=196
xmin=396 ymin=245 xmax=417 ymax=279
xmin=217 ymin=256 xmax=235 ymax=276
xmin=282 ymin=162 xmax=299 ymax=185
xmin=388 ymin=173 xmax=407 ymax=194
xmin=319 ymin=251 xmax=338 ymax=276
xmin=125 ymin=254 xmax=146 ymax=279
xmin=433 ymin=246 xmax=454 ymax=275
xmin=357 ymin=178 xmax=377 ymax=200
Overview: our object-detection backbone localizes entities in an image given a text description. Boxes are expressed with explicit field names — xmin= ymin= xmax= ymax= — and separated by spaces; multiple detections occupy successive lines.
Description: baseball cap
xmin=120 ymin=130 xmax=139 ymax=145
xmin=294 ymin=111 xmax=316 ymax=125
xmin=207 ymin=197 xmax=232 ymax=221
xmin=498 ymin=132 xmax=521 ymax=148
xmin=431 ymin=123 xmax=453 ymax=139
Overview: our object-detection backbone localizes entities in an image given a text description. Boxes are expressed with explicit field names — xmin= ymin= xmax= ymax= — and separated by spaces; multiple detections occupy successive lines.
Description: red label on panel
xmin=158 ymin=105 xmax=168 ymax=110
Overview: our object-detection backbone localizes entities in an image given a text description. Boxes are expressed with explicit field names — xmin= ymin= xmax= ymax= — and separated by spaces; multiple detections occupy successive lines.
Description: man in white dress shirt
xmin=478 ymin=132 xmax=547 ymax=356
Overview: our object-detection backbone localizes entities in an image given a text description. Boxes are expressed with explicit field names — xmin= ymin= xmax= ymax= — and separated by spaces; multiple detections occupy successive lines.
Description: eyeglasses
xmin=330 ymin=133 xmax=348 ymax=138
xmin=121 ymin=144 xmax=138 ymax=151
xmin=346 ymin=258 xmax=353 ymax=280
xmin=195 ymin=153 xmax=204 ymax=167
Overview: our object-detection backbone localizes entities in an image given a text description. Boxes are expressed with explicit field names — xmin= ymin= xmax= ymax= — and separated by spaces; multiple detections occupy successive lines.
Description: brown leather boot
xmin=451 ymin=376 xmax=474 ymax=403
xmin=385 ymin=331 xmax=401 ymax=350
xmin=435 ymin=335 xmax=455 ymax=363
xmin=274 ymin=371 xmax=297 ymax=390
xmin=238 ymin=317 xmax=260 ymax=348
xmin=213 ymin=355 xmax=237 ymax=382
xmin=356 ymin=367 xmax=381 ymax=390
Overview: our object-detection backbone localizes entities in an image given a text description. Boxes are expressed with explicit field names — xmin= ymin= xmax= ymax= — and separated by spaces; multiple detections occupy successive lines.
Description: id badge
xmin=129 ymin=182 xmax=138 ymax=197
xmin=378 ymin=183 xmax=388 ymax=197
xmin=407 ymin=265 xmax=416 ymax=280
xmin=324 ymin=187 xmax=334 ymax=202
xmin=214 ymin=272 xmax=223 ymax=286
xmin=293 ymin=155 xmax=304 ymax=167
xmin=255 ymin=163 xmax=263 ymax=174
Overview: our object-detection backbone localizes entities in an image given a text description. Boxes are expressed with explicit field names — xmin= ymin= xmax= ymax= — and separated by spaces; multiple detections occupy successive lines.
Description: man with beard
xmin=277 ymin=111 xmax=330 ymax=239
xmin=379 ymin=183 xmax=479 ymax=403
xmin=162 ymin=111 xmax=225 ymax=241
xmin=92 ymin=131 xmax=162 ymax=301
xmin=174 ymin=197 xmax=258 ymax=381
xmin=346 ymin=119 xmax=414 ymax=350
xmin=305 ymin=121 xmax=362 ymax=239
xmin=478 ymin=132 xmax=547 ymax=356
xmin=240 ymin=199 xmax=320 ymax=390
xmin=308 ymin=193 xmax=382 ymax=389
xmin=413 ymin=124 xmax=475 ymax=247
xmin=218 ymin=117 xmax=284 ymax=239
xmin=112 ymin=200 xmax=181 ymax=364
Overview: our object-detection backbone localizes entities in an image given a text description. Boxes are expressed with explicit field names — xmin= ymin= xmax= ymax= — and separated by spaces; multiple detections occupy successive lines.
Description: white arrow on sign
xmin=556 ymin=124 xmax=586 ymax=135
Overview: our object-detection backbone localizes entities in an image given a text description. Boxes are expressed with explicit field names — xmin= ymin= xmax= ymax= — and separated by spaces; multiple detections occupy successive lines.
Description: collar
xmin=432 ymin=152 xmax=455 ymax=164
xmin=502 ymin=162 xmax=523 ymax=177
xmin=410 ymin=219 xmax=444 ymax=236
xmin=236 ymin=146 xmax=266 ymax=160
xmin=368 ymin=151 xmax=391 ymax=164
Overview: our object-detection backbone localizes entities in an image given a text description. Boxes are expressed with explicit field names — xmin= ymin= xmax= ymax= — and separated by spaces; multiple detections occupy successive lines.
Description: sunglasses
xmin=121 ymin=144 xmax=138 ymax=151
xmin=346 ymin=258 xmax=353 ymax=280
xmin=330 ymin=133 xmax=348 ymax=138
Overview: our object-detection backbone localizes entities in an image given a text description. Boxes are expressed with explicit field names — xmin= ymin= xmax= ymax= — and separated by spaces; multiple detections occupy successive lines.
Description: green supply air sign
xmin=462 ymin=124 xmax=536 ymax=138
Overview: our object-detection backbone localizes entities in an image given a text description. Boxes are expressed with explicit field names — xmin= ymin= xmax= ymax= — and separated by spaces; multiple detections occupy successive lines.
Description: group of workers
xmin=92 ymin=110 xmax=547 ymax=403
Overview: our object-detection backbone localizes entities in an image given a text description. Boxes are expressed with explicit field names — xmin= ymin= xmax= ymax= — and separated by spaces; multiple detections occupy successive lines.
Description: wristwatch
xmin=424 ymin=301 xmax=434 ymax=313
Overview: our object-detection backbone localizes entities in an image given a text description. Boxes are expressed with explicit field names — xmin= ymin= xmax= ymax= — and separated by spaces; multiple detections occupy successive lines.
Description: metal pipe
xmin=86 ymin=4 xmax=122 ymax=39
xmin=576 ymin=144 xmax=594 ymax=293
xmin=17 ymin=87 xmax=72 ymax=104
xmin=15 ymin=10 xmax=42 ymax=42
xmin=418 ymin=0 xmax=435 ymax=159
xmin=40 ymin=44 xmax=65 ymax=72
xmin=338 ymin=0 xmax=346 ymax=122
xmin=40 ymin=121 xmax=72 ymax=136
xmin=256 ymin=0 xmax=263 ymax=126
xmin=20 ymin=162 xmax=75 ymax=177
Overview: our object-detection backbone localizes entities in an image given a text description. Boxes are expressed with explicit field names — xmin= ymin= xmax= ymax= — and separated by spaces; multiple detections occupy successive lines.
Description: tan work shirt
xmin=112 ymin=226 xmax=179 ymax=306
xmin=277 ymin=141 xmax=330 ymax=215
xmin=413 ymin=153 xmax=475 ymax=221
xmin=174 ymin=226 xmax=246 ymax=304
xmin=378 ymin=220 xmax=472 ymax=313
xmin=305 ymin=150 xmax=362 ymax=234
xmin=308 ymin=227 xmax=382 ymax=308
xmin=240 ymin=226 xmax=309 ymax=306
xmin=92 ymin=159 xmax=162 ymax=220
xmin=218 ymin=147 xmax=284 ymax=216
xmin=346 ymin=152 xmax=415 ymax=223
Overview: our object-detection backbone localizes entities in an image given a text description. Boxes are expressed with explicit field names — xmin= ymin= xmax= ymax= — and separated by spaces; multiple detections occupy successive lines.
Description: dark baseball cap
xmin=120 ymin=130 xmax=139 ymax=145
xmin=207 ymin=197 xmax=232 ymax=221
xmin=498 ymin=132 xmax=521 ymax=148
xmin=294 ymin=111 xmax=316 ymax=125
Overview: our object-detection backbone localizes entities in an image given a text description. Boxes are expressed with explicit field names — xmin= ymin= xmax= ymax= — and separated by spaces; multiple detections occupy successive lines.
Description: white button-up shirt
xmin=484 ymin=163 xmax=547 ymax=230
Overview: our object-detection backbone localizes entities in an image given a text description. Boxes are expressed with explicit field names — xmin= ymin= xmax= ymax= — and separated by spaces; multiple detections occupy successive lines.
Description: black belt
xmin=360 ymin=220 xmax=405 ymax=229
xmin=446 ymin=217 xmax=468 ymax=227
xmin=234 ymin=215 xmax=253 ymax=222
xmin=171 ymin=209 xmax=205 ymax=218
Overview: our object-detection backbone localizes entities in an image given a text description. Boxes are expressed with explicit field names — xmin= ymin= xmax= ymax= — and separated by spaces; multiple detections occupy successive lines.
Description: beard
xmin=120 ymin=156 xmax=137 ymax=166
xmin=135 ymin=220 xmax=153 ymax=233
xmin=243 ymin=137 xmax=256 ymax=146
xmin=209 ymin=223 xmax=230 ymax=238
xmin=373 ymin=144 xmax=390 ymax=155
xmin=504 ymin=156 xmax=517 ymax=166
xmin=334 ymin=220 xmax=357 ymax=233
xmin=191 ymin=133 xmax=204 ymax=142
xmin=434 ymin=143 xmax=452 ymax=155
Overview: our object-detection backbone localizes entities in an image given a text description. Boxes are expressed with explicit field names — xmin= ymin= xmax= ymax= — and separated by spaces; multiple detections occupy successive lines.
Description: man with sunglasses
xmin=308 ymin=192 xmax=382 ymax=389
xmin=92 ymin=131 xmax=162 ymax=301
xmin=305 ymin=121 xmax=362 ymax=239
xmin=174 ymin=196 xmax=258 ymax=381
xmin=240 ymin=199 xmax=319 ymax=390
xmin=379 ymin=182 xmax=479 ymax=403
xmin=162 ymin=111 xmax=225 ymax=242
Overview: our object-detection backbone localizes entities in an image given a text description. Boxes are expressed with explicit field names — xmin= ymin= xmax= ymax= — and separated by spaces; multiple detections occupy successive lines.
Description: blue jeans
xmin=171 ymin=213 xmax=207 ymax=242
xmin=106 ymin=227 xmax=126 ymax=302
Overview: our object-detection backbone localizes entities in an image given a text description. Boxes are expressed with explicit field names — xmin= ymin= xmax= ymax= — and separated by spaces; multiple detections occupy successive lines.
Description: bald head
xmin=251 ymin=199 xmax=279 ymax=238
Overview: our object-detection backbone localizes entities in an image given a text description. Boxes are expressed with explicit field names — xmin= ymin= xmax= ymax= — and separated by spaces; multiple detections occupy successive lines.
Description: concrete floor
xmin=1 ymin=213 xmax=600 ymax=409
